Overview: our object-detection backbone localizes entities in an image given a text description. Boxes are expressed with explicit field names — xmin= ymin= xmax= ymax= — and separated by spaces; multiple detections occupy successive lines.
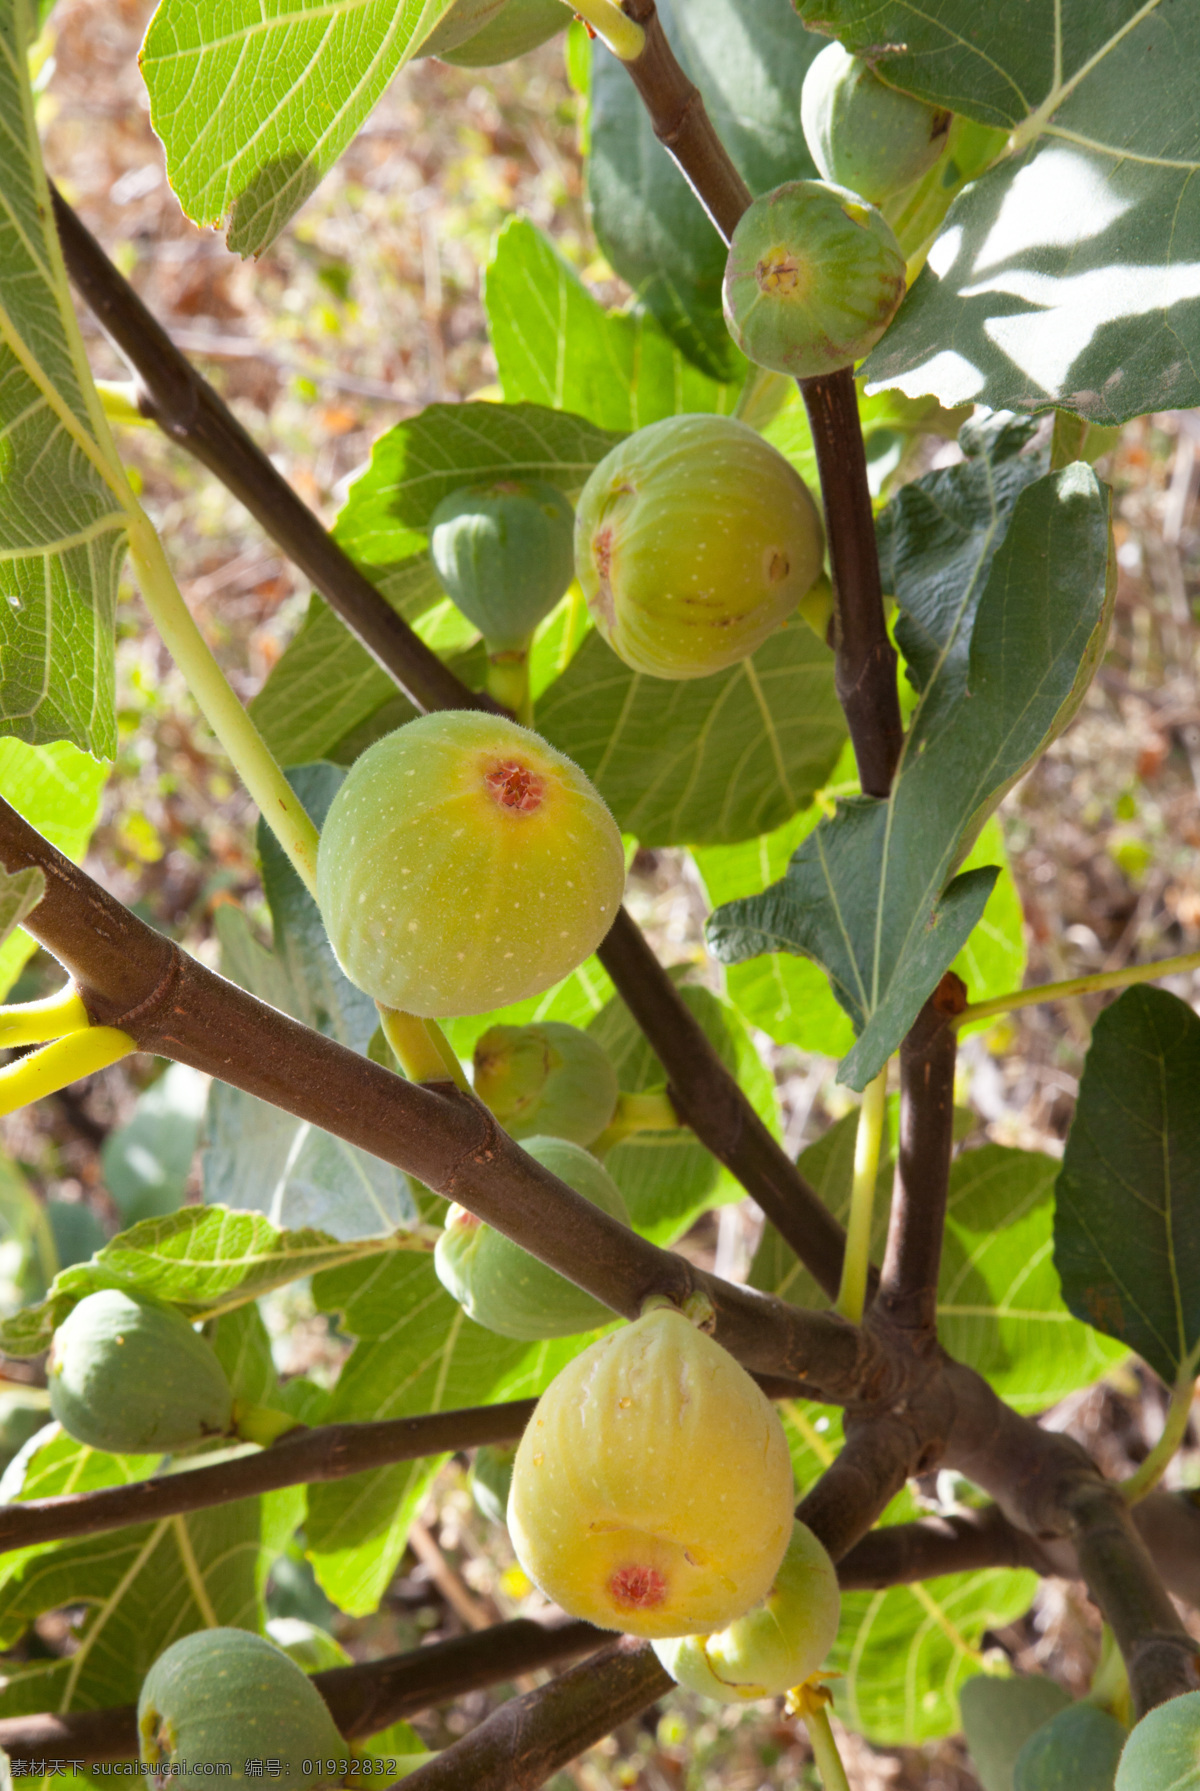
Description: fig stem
xmin=1121 ymin=1366 xmax=1198 ymax=1506
xmin=560 ymin=0 xmax=645 ymax=60
xmin=0 ymin=1026 xmax=135 ymax=1119
xmin=835 ymin=1063 xmax=888 ymax=1325
xmin=126 ymin=513 xmax=321 ymax=899
xmin=483 ymin=642 xmax=532 ymax=725
xmin=789 ymin=1684 xmax=850 ymax=1791
xmin=0 ymin=984 xmax=90 ymax=1047
xmin=956 ymin=947 xmax=1200 ymax=1027
xmin=378 ymin=1006 xmax=469 ymax=1092
xmin=592 ymin=1087 xmax=681 ymax=1154
xmin=231 ymin=1401 xmax=303 ymax=1447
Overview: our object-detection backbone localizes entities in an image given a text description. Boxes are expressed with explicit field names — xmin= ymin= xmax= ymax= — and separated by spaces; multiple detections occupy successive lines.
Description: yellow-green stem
xmin=378 ymin=1005 xmax=469 ymax=1092
xmin=484 ymin=643 xmax=532 ymax=726
xmin=1122 ymin=1368 xmax=1197 ymax=1504
xmin=127 ymin=512 xmax=320 ymax=900
xmin=232 ymin=1401 xmax=303 ymax=1447
xmin=787 ymin=1689 xmax=850 ymax=1791
xmin=0 ymin=986 xmax=89 ymax=1048
xmin=835 ymin=1063 xmax=888 ymax=1324
xmin=1050 ymin=410 xmax=1090 ymax=470
xmin=0 ymin=1027 xmax=135 ymax=1118
xmin=592 ymin=1087 xmax=681 ymax=1156
xmin=559 ymin=0 xmax=645 ymax=59
xmin=958 ymin=948 xmax=1200 ymax=1028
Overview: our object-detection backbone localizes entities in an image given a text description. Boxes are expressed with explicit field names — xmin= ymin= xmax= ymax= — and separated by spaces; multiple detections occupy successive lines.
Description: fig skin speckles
xmin=574 ymin=415 xmax=825 ymax=681
xmin=316 ymin=713 xmax=625 ymax=1018
xmin=507 ymin=1304 xmax=795 ymax=1638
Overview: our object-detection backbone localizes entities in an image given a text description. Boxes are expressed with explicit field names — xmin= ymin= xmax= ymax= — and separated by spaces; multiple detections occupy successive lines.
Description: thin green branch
xmin=1123 ymin=1369 xmax=1197 ymax=1505
xmin=835 ymin=1063 xmax=888 ymax=1323
xmin=958 ymin=949 xmax=1200 ymax=1026
xmin=0 ymin=1027 xmax=135 ymax=1118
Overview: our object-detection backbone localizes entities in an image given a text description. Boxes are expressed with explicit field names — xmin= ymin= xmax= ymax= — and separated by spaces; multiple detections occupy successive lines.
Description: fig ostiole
xmin=48 ymin=1288 xmax=234 ymax=1455
xmin=800 ymin=41 xmax=952 ymax=208
xmin=507 ymin=1302 xmax=795 ymax=1637
xmin=472 ymin=1020 xmax=619 ymax=1145
xmin=575 ymin=414 xmax=825 ymax=681
xmin=434 ymin=1134 xmax=631 ymax=1339
xmin=138 ymin=1628 xmax=346 ymax=1788
xmin=722 ymin=180 xmax=906 ymax=379
xmin=429 ymin=479 xmax=576 ymax=654
xmin=315 ymin=712 xmax=625 ymax=1018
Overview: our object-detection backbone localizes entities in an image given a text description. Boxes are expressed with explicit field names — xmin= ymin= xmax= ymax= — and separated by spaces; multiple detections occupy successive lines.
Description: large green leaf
xmin=1055 ymin=986 xmax=1200 ymax=1386
xmin=101 ymin=1061 xmax=210 ymax=1226
xmin=484 ymin=217 xmax=739 ymax=425
xmin=307 ymin=1253 xmax=589 ymax=1614
xmin=587 ymin=0 xmax=822 ymax=377
xmin=0 ymin=0 xmax=128 ymax=757
xmin=140 ymin=0 xmax=459 ymax=255
xmin=799 ymin=0 xmax=1200 ymax=422
xmin=0 ymin=740 xmax=109 ymax=997
xmin=709 ymin=457 xmax=1114 ymax=1089
xmin=537 ymin=621 xmax=845 ymax=847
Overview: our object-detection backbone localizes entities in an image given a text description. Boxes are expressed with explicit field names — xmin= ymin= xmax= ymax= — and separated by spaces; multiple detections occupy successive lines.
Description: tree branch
xmin=51 ymin=190 xmax=851 ymax=1302
xmin=0 ymin=798 xmax=870 ymax=1396
xmin=875 ymin=972 xmax=965 ymax=1333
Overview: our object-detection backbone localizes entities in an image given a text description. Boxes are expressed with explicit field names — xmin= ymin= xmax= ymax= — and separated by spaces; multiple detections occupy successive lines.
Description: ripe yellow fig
xmin=574 ymin=415 xmax=825 ymax=681
xmin=316 ymin=713 xmax=625 ymax=1018
xmin=507 ymin=1304 xmax=795 ymax=1638
xmin=652 ymin=1521 xmax=840 ymax=1700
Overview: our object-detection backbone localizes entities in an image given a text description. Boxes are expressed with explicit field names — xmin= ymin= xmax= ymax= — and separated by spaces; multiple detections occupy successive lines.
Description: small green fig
xmin=429 ymin=481 xmax=576 ymax=652
xmin=801 ymin=41 xmax=952 ymax=207
xmin=723 ymin=180 xmax=906 ymax=379
xmin=960 ymin=1673 xmax=1073 ymax=1791
xmin=439 ymin=0 xmax=565 ymax=65
xmin=508 ymin=1303 xmax=795 ymax=1638
xmin=1014 ymin=1702 xmax=1126 ymax=1791
xmin=652 ymin=1520 xmax=839 ymax=1700
xmin=416 ymin=0 xmax=507 ymax=58
xmin=48 ymin=1288 xmax=234 ymax=1455
xmin=473 ymin=1020 xmax=619 ymax=1144
xmin=575 ymin=415 xmax=825 ymax=680
xmin=435 ymin=1135 xmax=630 ymax=1338
xmin=1116 ymin=1689 xmax=1200 ymax=1790
xmin=316 ymin=713 xmax=625 ymax=1018
xmin=470 ymin=1443 xmax=518 ymax=1526
xmin=139 ymin=1629 xmax=345 ymax=1787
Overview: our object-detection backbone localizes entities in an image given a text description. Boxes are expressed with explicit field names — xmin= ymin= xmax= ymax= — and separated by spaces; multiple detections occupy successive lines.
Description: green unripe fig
xmin=575 ymin=415 xmax=825 ymax=680
xmin=473 ymin=1020 xmax=619 ymax=1145
xmin=960 ymin=1674 xmax=1073 ymax=1791
xmin=139 ymin=1629 xmax=345 ymax=1786
xmin=316 ymin=713 xmax=625 ymax=1018
xmin=652 ymin=1520 xmax=840 ymax=1700
xmin=435 ymin=1135 xmax=630 ymax=1338
xmin=416 ymin=0 xmax=507 ymax=58
xmin=723 ymin=180 xmax=906 ymax=379
xmin=429 ymin=481 xmax=576 ymax=652
xmin=470 ymin=1443 xmax=517 ymax=1526
xmin=1014 ymin=1702 xmax=1125 ymax=1791
xmin=801 ymin=41 xmax=952 ymax=207
xmin=508 ymin=1303 xmax=795 ymax=1637
xmin=1116 ymin=1689 xmax=1200 ymax=1790
xmin=440 ymin=0 xmax=565 ymax=65
xmin=48 ymin=1288 xmax=234 ymax=1454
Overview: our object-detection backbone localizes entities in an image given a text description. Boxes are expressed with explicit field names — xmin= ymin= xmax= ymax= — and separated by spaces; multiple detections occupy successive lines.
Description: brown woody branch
xmin=52 ymin=191 xmax=850 ymax=1303
xmin=0 ymin=797 xmax=870 ymax=1397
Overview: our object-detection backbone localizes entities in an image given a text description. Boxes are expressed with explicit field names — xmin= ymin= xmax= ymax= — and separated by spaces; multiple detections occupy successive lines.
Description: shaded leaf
xmin=101 ymin=1062 xmax=210 ymax=1225
xmin=960 ymin=1673 xmax=1073 ymax=1791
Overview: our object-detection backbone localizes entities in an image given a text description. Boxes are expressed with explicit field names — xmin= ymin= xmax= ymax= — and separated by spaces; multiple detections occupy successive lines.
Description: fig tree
xmin=472 ymin=1020 xmax=619 ymax=1144
xmin=575 ymin=415 xmax=825 ymax=680
xmin=722 ymin=180 xmax=906 ymax=379
xmin=435 ymin=1134 xmax=630 ymax=1338
xmin=429 ymin=480 xmax=575 ymax=652
xmin=439 ymin=0 xmax=565 ymax=65
xmin=315 ymin=712 xmax=625 ymax=1018
xmin=801 ymin=41 xmax=952 ymax=207
xmin=48 ymin=1288 xmax=234 ymax=1454
xmin=1115 ymin=1689 xmax=1200 ymax=1789
xmin=507 ymin=1302 xmax=794 ymax=1637
xmin=652 ymin=1520 xmax=840 ymax=1700
xmin=139 ymin=1628 xmax=345 ymax=1787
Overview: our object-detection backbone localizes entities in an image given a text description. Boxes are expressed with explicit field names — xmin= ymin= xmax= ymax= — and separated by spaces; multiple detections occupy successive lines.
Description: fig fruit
xmin=722 ymin=180 xmax=906 ymax=379
xmin=470 ymin=1443 xmax=518 ymax=1526
xmin=138 ymin=1627 xmax=345 ymax=1787
xmin=801 ymin=42 xmax=952 ymax=207
xmin=440 ymin=0 xmax=565 ymax=65
xmin=48 ymin=1288 xmax=234 ymax=1454
xmin=416 ymin=0 xmax=507 ymax=58
xmin=575 ymin=415 xmax=825 ymax=680
xmin=435 ymin=1134 xmax=630 ymax=1338
xmin=1115 ymin=1688 xmax=1200 ymax=1790
xmin=429 ymin=480 xmax=576 ymax=652
xmin=473 ymin=1020 xmax=619 ymax=1145
xmin=652 ymin=1520 xmax=839 ymax=1700
xmin=316 ymin=712 xmax=625 ymax=1018
xmin=507 ymin=1303 xmax=794 ymax=1637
